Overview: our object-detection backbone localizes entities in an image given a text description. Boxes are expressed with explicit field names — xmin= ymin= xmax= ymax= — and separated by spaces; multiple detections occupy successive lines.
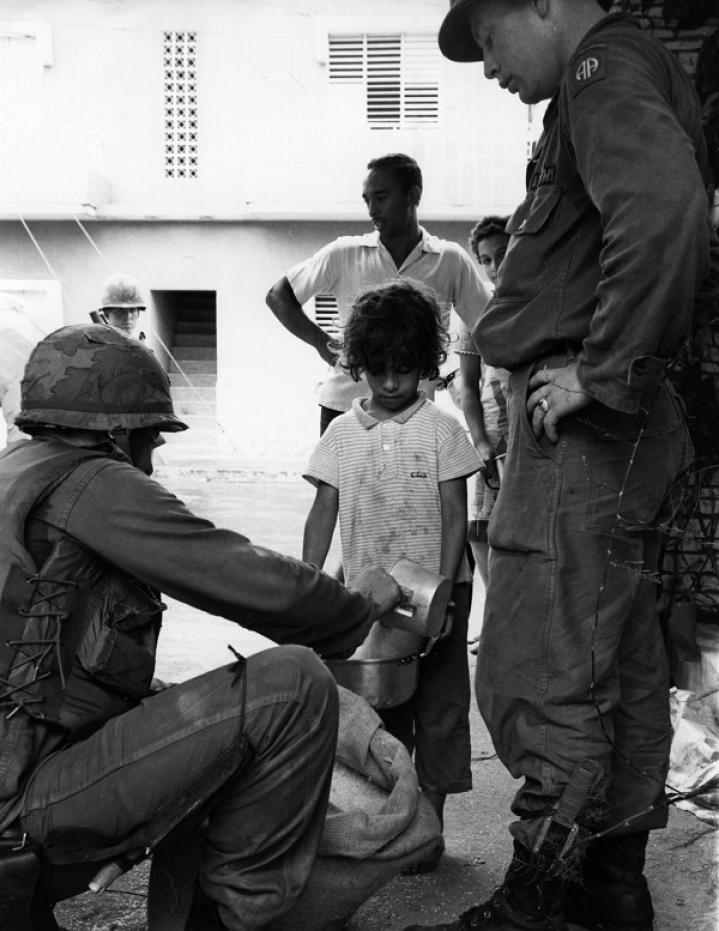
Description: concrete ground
xmin=54 ymin=473 xmax=717 ymax=931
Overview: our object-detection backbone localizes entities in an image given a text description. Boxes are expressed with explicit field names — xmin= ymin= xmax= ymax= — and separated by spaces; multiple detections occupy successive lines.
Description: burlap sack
xmin=266 ymin=687 xmax=441 ymax=930
xmin=148 ymin=686 xmax=441 ymax=931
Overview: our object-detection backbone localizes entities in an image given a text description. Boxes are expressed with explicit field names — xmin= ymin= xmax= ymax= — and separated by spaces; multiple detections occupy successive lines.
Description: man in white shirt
xmin=266 ymin=153 xmax=489 ymax=434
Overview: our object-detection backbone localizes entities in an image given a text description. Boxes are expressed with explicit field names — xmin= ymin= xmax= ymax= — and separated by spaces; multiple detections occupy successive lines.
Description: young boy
xmin=302 ymin=279 xmax=480 ymax=871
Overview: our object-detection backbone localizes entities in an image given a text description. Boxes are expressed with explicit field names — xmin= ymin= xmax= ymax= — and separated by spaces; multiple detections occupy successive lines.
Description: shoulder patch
xmin=569 ymin=48 xmax=608 ymax=97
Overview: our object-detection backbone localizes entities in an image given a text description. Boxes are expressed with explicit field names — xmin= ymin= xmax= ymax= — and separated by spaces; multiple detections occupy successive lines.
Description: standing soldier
xmin=93 ymin=274 xmax=147 ymax=339
xmin=404 ymin=1 xmax=716 ymax=930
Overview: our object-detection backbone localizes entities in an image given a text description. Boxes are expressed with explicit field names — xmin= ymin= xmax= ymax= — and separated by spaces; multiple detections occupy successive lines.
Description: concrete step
xmin=162 ymin=433 xmax=217 ymax=459
xmin=168 ymin=359 xmax=217 ymax=374
xmin=169 ymin=372 xmax=217 ymax=387
xmin=176 ymin=321 xmax=216 ymax=334
xmin=171 ymin=385 xmax=216 ymax=403
xmin=175 ymin=406 xmax=217 ymax=419
xmin=153 ymin=456 xmax=306 ymax=479
xmin=174 ymin=333 xmax=217 ymax=348
xmin=169 ymin=347 xmax=216 ymax=361
xmin=179 ymin=414 xmax=218 ymax=431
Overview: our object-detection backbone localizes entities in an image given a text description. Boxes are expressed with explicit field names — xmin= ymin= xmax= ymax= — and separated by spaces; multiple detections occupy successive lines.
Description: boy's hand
xmin=349 ymin=567 xmax=402 ymax=620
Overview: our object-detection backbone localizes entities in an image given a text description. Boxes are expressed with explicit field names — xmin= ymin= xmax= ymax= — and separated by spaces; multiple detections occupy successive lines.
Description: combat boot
xmin=0 ymin=830 xmax=43 ymax=931
xmin=564 ymin=831 xmax=654 ymax=931
xmin=402 ymin=842 xmax=567 ymax=930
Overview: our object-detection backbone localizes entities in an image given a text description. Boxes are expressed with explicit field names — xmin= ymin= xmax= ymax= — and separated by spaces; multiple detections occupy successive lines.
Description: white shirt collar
xmin=351 ymin=392 xmax=427 ymax=430
xmin=358 ymin=227 xmax=442 ymax=256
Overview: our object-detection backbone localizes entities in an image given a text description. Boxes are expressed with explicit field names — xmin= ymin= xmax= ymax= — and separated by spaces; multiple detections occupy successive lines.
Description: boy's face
xmin=477 ymin=233 xmax=510 ymax=285
xmin=362 ymin=168 xmax=419 ymax=242
xmin=365 ymin=366 xmax=422 ymax=417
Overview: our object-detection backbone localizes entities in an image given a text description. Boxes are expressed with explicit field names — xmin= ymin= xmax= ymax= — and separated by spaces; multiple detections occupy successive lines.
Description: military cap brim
xmin=438 ymin=0 xmax=613 ymax=63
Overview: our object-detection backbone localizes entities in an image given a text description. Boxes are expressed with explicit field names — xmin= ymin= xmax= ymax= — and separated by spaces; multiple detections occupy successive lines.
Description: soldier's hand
xmin=527 ymin=361 xmax=591 ymax=443
xmin=349 ymin=567 xmax=402 ymax=620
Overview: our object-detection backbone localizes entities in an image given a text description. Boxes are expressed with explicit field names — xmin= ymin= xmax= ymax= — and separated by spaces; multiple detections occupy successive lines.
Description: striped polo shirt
xmin=304 ymin=394 xmax=480 ymax=586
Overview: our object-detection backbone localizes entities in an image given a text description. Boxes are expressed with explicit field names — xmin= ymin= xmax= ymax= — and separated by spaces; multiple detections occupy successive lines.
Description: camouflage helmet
xmin=438 ymin=0 xmax=614 ymax=62
xmin=16 ymin=324 xmax=188 ymax=433
xmin=99 ymin=274 xmax=146 ymax=311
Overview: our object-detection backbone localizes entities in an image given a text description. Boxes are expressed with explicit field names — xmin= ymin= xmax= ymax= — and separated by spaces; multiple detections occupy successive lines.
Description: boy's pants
xmin=20 ymin=645 xmax=338 ymax=931
xmin=380 ymin=581 xmax=472 ymax=796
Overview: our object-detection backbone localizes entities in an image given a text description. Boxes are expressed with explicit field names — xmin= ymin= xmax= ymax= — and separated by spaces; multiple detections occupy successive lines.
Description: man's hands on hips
xmin=349 ymin=567 xmax=402 ymax=620
xmin=527 ymin=361 xmax=591 ymax=443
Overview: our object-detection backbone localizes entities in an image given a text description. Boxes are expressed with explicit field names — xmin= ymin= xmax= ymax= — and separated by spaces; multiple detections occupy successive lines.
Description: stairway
xmin=159 ymin=308 xmax=220 ymax=467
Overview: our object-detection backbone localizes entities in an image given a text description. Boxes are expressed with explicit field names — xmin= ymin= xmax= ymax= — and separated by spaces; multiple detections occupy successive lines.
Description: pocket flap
xmin=506 ymin=187 xmax=561 ymax=236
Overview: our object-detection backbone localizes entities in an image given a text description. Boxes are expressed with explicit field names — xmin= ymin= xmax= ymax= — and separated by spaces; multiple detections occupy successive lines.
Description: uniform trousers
xmin=20 ymin=645 xmax=338 ymax=931
xmin=477 ymin=358 xmax=691 ymax=849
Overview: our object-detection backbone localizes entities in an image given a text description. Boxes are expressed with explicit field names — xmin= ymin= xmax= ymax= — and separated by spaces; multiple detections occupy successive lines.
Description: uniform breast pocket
xmin=78 ymin=574 xmax=165 ymax=698
xmin=502 ymin=187 xmax=563 ymax=295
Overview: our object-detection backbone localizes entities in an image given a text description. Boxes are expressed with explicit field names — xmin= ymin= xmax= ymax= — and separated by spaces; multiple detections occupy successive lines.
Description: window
xmin=314 ymin=295 xmax=339 ymax=336
xmin=328 ymin=33 xmax=439 ymax=130
xmin=163 ymin=31 xmax=198 ymax=178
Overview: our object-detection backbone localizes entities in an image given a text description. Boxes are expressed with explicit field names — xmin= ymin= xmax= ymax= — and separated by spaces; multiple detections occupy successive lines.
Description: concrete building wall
xmin=2 ymin=0 xmax=716 ymax=462
xmin=0 ymin=217 xmax=479 ymax=462
xmin=0 ymin=0 xmax=535 ymax=219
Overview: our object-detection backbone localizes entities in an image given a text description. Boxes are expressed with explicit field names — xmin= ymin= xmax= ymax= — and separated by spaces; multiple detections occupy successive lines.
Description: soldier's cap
xmin=439 ymin=0 xmax=613 ymax=62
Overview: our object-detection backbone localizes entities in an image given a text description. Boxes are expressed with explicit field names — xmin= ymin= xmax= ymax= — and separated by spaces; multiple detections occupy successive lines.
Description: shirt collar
xmin=359 ymin=227 xmax=442 ymax=255
xmin=352 ymin=391 xmax=427 ymax=430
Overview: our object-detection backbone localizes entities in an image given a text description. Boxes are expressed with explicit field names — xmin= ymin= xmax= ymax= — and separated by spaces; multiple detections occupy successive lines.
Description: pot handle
xmin=418 ymin=602 xmax=455 ymax=659
xmin=438 ymin=601 xmax=454 ymax=641
xmin=391 ymin=586 xmax=416 ymax=618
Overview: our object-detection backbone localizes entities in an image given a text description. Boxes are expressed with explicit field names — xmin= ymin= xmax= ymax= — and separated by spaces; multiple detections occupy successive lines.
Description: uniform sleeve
xmin=437 ymin=417 xmax=482 ymax=484
xmin=303 ymin=426 xmax=340 ymax=489
xmin=51 ymin=460 xmax=373 ymax=656
xmin=449 ymin=247 xmax=491 ymax=332
xmin=562 ymin=38 xmax=710 ymax=410
xmin=286 ymin=240 xmax=342 ymax=306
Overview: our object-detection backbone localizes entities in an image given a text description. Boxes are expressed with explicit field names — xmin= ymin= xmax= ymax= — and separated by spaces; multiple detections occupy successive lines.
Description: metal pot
xmin=325 ymin=648 xmax=431 ymax=710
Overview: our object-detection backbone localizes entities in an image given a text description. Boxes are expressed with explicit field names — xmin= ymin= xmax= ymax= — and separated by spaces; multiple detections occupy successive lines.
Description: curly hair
xmin=366 ymin=154 xmax=423 ymax=194
xmin=339 ymin=279 xmax=448 ymax=382
xmin=468 ymin=215 xmax=510 ymax=262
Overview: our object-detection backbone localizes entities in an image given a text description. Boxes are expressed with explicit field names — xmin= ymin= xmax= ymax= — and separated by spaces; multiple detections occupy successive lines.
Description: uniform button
xmin=383 ymin=444 xmax=390 ymax=451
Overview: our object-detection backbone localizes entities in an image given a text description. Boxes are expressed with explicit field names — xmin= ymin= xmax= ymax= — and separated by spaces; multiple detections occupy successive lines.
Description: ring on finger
xmin=539 ymin=398 xmax=550 ymax=413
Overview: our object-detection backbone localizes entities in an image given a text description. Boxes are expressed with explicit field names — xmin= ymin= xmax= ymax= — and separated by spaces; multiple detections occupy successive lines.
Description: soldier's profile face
xmin=468 ymin=0 xmax=562 ymax=104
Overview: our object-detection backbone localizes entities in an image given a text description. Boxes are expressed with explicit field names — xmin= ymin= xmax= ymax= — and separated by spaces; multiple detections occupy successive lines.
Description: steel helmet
xmin=16 ymin=324 xmax=187 ymax=433
xmin=438 ymin=0 xmax=614 ymax=62
xmin=99 ymin=274 xmax=146 ymax=311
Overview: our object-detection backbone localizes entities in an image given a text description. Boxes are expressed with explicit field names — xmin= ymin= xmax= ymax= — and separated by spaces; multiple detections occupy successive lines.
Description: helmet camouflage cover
xmin=17 ymin=324 xmax=187 ymax=433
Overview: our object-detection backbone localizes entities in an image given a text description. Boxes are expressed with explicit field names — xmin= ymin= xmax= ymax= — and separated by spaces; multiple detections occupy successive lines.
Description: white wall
xmin=0 ymin=0 xmax=539 ymax=462
xmin=0 ymin=218 xmax=483 ymax=462
xmin=0 ymin=0 xmax=533 ymax=218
